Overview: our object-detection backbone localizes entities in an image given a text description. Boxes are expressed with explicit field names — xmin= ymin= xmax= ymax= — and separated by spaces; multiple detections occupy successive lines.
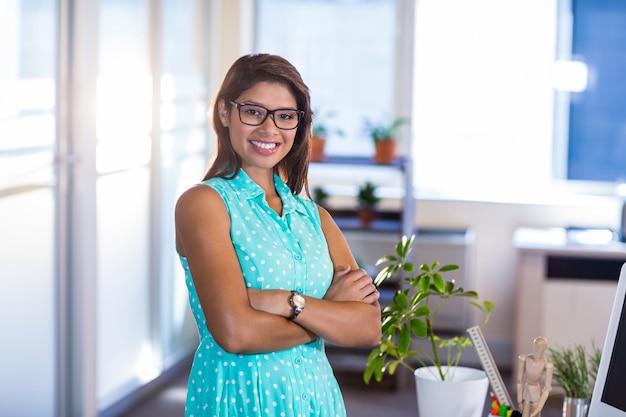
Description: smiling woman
xmin=174 ymin=54 xmax=382 ymax=417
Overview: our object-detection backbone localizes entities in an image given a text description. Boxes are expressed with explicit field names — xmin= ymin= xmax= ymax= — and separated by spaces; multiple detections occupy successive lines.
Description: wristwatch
xmin=288 ymin=290 xmax=306 ymax=320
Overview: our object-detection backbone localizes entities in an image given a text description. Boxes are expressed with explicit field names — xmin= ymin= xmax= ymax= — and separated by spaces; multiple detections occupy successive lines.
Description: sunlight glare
xmin=135 ymin=343 xmax=160 ymax=383
xmin=161 ymin=73 xmax=176 ymax=101
xmin=553 ymin=60 xmax=588 ymax=92
xmin=96 ymin=73 xmax=152 ymax=140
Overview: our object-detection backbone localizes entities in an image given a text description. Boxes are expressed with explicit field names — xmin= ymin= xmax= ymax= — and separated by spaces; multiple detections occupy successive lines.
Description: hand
xmin=324 ymin=266 xmax=379 ymax=304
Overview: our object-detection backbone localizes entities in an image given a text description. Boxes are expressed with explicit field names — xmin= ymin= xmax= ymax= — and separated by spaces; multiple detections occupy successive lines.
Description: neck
xmin=242 ymin=167 xmax=276 ymax=195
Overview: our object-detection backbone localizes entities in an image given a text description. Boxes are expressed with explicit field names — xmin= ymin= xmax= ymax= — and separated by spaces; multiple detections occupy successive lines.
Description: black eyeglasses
xmin=229 ymin=101 xmax=304 ymax=130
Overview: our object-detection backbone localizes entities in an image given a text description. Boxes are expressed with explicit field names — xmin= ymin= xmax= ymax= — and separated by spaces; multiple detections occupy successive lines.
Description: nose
xmin=261 ymin=112 xmax=280 ymax=130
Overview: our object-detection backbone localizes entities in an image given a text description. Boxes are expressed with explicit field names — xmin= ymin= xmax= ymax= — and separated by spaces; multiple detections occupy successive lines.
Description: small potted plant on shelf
xmin=311 ymin=110 xmax=344 ymax=162
xmin=364 ymin=234 xmax=494 ymax=417
xmin=548 ymin=342 xmax=602 ymax=417
xmin=364 ymin=116 xmax=410 ymax=164
xmin=312 ymin=186 xmax=330 ymax=209
xmin=356 ymin=181 xmax=380 ymax=228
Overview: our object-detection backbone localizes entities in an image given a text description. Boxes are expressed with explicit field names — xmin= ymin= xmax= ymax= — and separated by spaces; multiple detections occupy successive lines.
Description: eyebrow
xmin=236 ymin=100 xmax=299 ymax=111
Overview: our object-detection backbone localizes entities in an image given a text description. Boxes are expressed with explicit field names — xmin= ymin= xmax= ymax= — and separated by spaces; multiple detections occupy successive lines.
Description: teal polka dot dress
xmin=178 ymin=170 xmax=347 ymax=417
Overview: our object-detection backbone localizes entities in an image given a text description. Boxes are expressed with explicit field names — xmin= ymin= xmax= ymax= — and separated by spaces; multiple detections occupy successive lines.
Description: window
xmin=256 ymin=0 xmax=559 ymax=201
xmin=556 ymin=0 xmax=626 ymax=183
xmin=257 ymin=0 xmax=622 ymax=200
xmin=255 ymin=0 xmax=397 ymax=158
xmin=412 ymin=0 xmax=557 ymax=198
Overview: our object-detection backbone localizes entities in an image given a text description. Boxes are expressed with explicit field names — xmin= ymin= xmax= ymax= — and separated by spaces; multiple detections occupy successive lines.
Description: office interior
xmin=2 ymin=1 xmax=625 ymax=416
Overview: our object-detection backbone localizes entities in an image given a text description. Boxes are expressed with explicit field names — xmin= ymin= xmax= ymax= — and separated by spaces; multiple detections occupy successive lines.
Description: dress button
xmin=294 ymin=357 xmax=303 ymax=365
xmin=293 ymin=253 xmax=302 ymax=260
xmin=301 ymin=393 xmax=309 ymax=400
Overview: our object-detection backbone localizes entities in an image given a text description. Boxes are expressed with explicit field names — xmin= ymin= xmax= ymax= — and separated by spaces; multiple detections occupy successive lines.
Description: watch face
xmin=293 ymin=293 xmax=306 ymax=308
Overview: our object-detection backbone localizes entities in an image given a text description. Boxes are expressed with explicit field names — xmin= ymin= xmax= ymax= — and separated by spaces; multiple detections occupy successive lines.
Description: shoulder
xmin=175 ymin=184 xmax=229 ymax=227
xmin=175 ymin=184 xmax=230 ymax=256
xmin=176 ymin=183 xmax=222 ymax=211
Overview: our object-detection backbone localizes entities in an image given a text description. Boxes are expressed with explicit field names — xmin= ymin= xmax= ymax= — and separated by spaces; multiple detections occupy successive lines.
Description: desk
xmin=513 ymin=227 xmax=626 ymax=371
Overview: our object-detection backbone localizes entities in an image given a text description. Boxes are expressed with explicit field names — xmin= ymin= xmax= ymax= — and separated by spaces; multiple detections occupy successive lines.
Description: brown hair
xmin=202 ymin=54 xmax=313 ymax=196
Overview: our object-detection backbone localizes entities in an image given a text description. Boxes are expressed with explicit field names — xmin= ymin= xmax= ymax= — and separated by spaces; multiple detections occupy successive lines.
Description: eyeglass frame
xmin=229 ymin=100 xmax=305 ymax=130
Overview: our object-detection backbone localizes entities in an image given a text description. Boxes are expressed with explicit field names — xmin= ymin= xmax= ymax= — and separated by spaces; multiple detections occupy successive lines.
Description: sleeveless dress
xmin=178 ymin=170 xmax=347 ymax=417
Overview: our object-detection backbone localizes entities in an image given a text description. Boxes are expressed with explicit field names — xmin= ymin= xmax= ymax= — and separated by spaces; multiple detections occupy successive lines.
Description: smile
xmin=250 ymin=140 xmax=278 ymax=150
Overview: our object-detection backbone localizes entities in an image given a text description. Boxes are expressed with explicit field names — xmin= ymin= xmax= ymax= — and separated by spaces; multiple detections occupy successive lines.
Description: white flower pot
xmin=414 ymin=366 xmax=489 ymax=417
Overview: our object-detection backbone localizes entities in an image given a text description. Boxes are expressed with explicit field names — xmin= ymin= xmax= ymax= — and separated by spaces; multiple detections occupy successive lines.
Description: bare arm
xmin=248 ymin=206 xmax=382 ymax=347
xmin=175 ymin=185 xmax=317 ymax=354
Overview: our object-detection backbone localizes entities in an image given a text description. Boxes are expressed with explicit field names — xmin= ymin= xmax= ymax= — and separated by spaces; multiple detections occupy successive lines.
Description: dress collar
xmin=229 ymin=169 xmax=306 ymax=216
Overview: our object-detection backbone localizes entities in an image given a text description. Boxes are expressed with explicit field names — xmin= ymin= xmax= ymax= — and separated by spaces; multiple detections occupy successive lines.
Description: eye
xmin=242 ymin=105 xmax=264 ymax=117
xmin=276 ymin=110 xmax=297 ymax=121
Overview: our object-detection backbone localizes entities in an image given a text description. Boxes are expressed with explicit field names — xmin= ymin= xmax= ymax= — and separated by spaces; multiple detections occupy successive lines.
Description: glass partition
xmin=95 ymin=0 xmax=153 ymax=408
xmin=0 ymin=1 xmax=57 ymax=416
xmin=0 ymin=0 xmax=213 ymax=414
xmin=159 ymin=0 xmax=208 ymax=359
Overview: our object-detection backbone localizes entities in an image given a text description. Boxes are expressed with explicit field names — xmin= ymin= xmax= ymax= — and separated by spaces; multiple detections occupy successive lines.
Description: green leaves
xmin=410 ymin=318 xmax=427 ymax=338
xmin=548 ymin=343 xmax=602 ymax=398
xmin=374 ymin=235 xmax=415 ymax=286
xmin=364 ymin=116 xmax=411 ymax=144
xmin=364 ymin=234 xmax=494 ymax=384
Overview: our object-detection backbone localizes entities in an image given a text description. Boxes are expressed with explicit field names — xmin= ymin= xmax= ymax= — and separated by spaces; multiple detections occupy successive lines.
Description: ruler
xmin=467 ymin=325 xmax=514 ymax=408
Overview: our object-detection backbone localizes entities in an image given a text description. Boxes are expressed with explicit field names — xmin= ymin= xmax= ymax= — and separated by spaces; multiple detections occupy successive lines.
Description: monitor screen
xmin=601 ymin=295 xmax=626 ymax=411
xmin=589 ymin=263 xmax=626 ymax=417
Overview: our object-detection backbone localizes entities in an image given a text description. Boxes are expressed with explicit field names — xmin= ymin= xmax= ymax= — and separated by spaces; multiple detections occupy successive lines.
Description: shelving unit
xmin=309 ymin=156 xmax=414 ymax=382
xmin=309 ymin=156 xmax=415 ymax=238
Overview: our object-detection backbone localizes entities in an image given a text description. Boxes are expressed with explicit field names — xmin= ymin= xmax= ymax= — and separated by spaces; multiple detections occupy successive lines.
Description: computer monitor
xmin=588 ymin=262 xmax=626 ymax=417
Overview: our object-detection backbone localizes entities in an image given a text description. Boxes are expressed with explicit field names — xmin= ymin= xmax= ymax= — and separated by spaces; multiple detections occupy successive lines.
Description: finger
xmin=357 ymin=282 xmax=374 ymax=294
xmin=363 ymin=289 xmax=380 ymax=304
xmin=351 ymin=271 xmax=374 ymax=286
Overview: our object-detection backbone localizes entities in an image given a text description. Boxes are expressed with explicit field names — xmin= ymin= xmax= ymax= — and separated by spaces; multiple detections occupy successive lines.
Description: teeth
xmin=251 ymin=141 xmax=277 ymax=149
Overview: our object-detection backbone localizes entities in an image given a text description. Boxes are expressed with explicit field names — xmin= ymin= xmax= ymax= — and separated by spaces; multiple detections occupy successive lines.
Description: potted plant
xmin=356 ymin=181 xmax=380 ymax=228
xmin=311 ymin=111 xmax=344 ymax=162
xmin=364 ymin=116 xmax=410 ymax=164
xmin=548 ymin=342 xmax=602 ymax=417
xmin=312 ymin=186 xmax=330 ymax=209
xmin=364 ymin=234 xmax=494 ymax=417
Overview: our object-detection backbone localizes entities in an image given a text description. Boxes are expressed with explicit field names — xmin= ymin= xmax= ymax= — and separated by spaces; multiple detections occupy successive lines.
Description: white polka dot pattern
xmin=178 ymin=171 xmax=345 ymax=416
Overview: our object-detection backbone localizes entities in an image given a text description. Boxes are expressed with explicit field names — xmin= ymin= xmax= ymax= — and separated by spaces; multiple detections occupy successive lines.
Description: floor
xmin=119 ymin=365 xmax=564 ymax=417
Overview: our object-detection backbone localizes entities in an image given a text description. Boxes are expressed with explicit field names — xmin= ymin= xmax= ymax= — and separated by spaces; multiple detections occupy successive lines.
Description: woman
xmin=175 ymin=53 xmax=381 ymax=417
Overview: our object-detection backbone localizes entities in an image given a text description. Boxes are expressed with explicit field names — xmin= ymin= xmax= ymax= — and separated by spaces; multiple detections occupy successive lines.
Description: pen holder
xmin=562 ymin=397 xmax=591 ymax=417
